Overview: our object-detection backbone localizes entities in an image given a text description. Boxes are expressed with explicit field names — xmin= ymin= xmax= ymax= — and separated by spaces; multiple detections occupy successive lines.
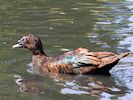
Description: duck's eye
xmin=17 ymin=38 xmax=26 ymax=44
xmin=34 ymin=39 xmax=37 ymax=42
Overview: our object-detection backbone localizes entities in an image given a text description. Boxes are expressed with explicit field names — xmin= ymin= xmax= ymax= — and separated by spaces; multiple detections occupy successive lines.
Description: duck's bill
xmin=12 ymin=43 xmax=23 ymax=48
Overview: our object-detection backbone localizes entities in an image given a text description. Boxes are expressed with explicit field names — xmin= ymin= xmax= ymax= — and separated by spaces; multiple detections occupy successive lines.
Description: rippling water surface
xmin=0 ymin=0 xmax=133 ymax=100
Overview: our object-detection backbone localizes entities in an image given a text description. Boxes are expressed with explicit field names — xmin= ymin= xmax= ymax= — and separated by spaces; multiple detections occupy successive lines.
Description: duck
xmin=12 ymin=32 xmax=130 ymax=75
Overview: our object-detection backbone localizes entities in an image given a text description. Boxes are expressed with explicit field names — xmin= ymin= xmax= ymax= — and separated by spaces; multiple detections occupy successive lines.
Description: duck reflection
xmin=14 ymin=73 xmax=124 ymax=98
xmin=51 ymin=74 xmax=124 ymax=97
xmin=14 ymin=74 xmax=42 ymax=94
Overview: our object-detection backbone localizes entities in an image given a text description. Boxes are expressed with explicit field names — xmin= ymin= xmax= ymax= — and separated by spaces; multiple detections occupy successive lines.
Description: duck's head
xmin=12 ymin=32 xmax=45 ymax=55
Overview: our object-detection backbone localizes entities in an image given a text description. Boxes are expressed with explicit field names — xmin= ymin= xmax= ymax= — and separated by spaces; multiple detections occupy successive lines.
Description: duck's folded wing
xmin=53 ymin=51 xmax=100 ymax=68
xmin=54 ymin=51 xmax=125 ymax=68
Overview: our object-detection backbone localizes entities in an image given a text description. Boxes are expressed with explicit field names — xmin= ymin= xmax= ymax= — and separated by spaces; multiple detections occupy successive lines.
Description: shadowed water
xmin=0 ymin=0 xmax=133 ymax=100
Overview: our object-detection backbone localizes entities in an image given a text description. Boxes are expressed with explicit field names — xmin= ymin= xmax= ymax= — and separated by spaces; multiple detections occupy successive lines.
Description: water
xmin=0 ymin=0 xmax=133 ymax=99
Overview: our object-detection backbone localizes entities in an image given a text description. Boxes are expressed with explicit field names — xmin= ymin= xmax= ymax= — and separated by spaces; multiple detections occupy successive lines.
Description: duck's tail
xmin=118 ymin=52 xmax=131 ymax=59
xmin=93 ymin=52 xmax=131 ymax=68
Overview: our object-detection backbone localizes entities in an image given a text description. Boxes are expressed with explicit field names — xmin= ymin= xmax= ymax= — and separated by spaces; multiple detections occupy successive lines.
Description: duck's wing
xmin=53 ymin=48 xmax=100 ymax=68
xmin=53 ymin=48 xmax=130 ymax=67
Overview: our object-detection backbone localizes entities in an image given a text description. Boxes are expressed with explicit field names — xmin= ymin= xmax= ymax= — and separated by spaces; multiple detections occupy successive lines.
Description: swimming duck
xmin=12 ymin=32 xmax=130 ymax=75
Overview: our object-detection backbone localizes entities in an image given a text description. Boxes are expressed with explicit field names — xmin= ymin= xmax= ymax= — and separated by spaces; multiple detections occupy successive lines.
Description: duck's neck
xmin=31 ymin=49 xmax=48 ymax=74
xmin=30 ymin=48 xmax=47 ymax=56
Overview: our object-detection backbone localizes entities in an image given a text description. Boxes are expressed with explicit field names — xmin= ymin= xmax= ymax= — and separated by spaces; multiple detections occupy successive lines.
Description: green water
xmin=0 ymin=0 xmax=133 ymax=100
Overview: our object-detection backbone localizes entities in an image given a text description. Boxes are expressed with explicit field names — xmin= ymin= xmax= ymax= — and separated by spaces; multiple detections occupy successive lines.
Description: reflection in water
xmin=60 ymin=88 xmax=88 ymax=95
xmin=14 ymin=74 xmax=42 ymax=94
xmin=111 ymin=67 xmax=133 ymax=89
xmin=14 ymin=73 xmax=125 ymax=100
xmin=119 ymin=35 xmax=133 ymax=52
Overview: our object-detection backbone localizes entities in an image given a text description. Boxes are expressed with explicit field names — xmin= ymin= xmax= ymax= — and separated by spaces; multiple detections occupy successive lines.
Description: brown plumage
xmin=12 ymin=32 xmax=130 ymax=75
